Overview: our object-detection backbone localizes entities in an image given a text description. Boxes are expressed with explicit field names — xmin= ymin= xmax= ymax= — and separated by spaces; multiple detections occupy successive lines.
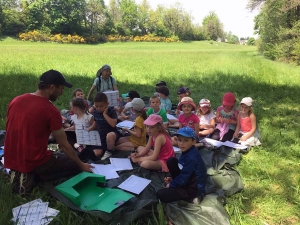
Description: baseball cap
xmin=126 ymin=90 xmax=140 ymax=99
xmin=156 ymin=81 xmax=167 ymax=87
xmin=126 ymin=98 xmax=145 ymax=111
xmin=173 ymin=127 xmax=197 ymax=140
xmin=177 ymin=87 xmax=190 ymax=95
xmin=199 ymin=99 xmax=211 ymax=107
xmin=222 ymin=92 xmax=236 ymax=106
xmin=240 ymin=97 xmax=253 ymax=106
xmin=177 ymin=97 xmax=196 ymax=111
xmin=144 ymin=114 xmax=163 ymax=126
xmin=39 ymin=69 xmax=73 ymax=88
xmin=157 ymin=86 xmax=169 ymax=96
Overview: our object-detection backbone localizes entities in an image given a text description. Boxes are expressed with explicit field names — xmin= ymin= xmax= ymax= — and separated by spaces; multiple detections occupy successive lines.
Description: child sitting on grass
xmin=211 ymin=92 xmax=239 ymax=142
xmin=130 ymin=114 xmax=175 ymax=172
xmin=156 ymin=127 xmax=207 ymax=203
xmin=157 ymin=85 xmax=172 ymax=114
xmin=88 ymin=92 xmax=121 ymax=160
xmin=197 ymin=99 xmax=215 ymax=136
xmin=65 ymin=98 xmax=101 ymax=152
xmin=118 ymin=90 xmax=140 ymax=122
xmin=146 ymin=95 xmax=168 ymax=129
xmin=172 ymin=97 xmax=199 ymax=145
xmin=233 ymin=97 xmax=261 ymax=147
xmin=116 ymin=98 xmax=147 ymax=150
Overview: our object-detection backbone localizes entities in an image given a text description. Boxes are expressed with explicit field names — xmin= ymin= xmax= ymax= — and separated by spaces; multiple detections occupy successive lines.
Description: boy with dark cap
xmin=154 ymin=80 xmax=167 ymax=96
xmin=156 ymin=127 xmax=207 ymax=203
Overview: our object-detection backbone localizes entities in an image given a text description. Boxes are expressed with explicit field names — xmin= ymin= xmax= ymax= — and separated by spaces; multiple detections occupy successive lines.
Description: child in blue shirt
xmin=89 ymin=92 xmax=121 ymax=160
xmin=156 ymin=127 xmax=207 ymax=203
xmin=157 ymin=85 xmax=172 ymax=114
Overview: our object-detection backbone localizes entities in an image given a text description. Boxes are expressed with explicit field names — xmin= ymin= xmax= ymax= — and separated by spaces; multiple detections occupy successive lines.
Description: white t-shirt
xmin=199 ymin=111 xmax=215 ymax=128
xmin=71 ymin=113 xmax=93 ymax=130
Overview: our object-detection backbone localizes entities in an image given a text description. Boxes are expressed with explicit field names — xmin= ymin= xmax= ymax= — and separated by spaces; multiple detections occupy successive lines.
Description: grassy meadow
xmin=0 ymin=37 xmax=299 ymax=225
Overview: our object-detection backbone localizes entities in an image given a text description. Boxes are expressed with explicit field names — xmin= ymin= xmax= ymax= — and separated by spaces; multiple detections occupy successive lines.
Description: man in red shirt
xmin=4 ymin=69 xmax=93 ymax=195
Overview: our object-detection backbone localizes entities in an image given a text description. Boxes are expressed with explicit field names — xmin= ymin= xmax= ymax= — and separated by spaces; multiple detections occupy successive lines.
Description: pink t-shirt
xmin=151 ymin=133 xmax=175 ymax=163
xmin=178 ymin=113 xmax=200 ymax=131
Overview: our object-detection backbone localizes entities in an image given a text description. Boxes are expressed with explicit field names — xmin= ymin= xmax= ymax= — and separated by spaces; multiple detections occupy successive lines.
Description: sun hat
xmin=96 ymin=64 xmax=112 ymax=77
xmin=177 ymin=87 xmax=191 ymax=95
xmin=177 ymin=97 xmax=196 ymax=111
xmin=240 ymin=97 xmax=253 ymax=106
xmin=144 ymin=114 xmax=163 ymax=126
xmin=39 ymin=69 xmax=73 ymax=88
xmin=173 ymin=127 xmax=197 ymax=140
xmin=126 ymin=90 xmax=140 ymax=99
xmin=222 ymin=92 xmax=236 ymax=106
xmin=156 ymin=81 xmax=167 ymax=87
xmin=157 ymin=86 xmax=169 ymax=96
xmin=126 ymin=98 xmax=145 ymax=111
xmin=199 ymin=99 xmax=211 ymax=107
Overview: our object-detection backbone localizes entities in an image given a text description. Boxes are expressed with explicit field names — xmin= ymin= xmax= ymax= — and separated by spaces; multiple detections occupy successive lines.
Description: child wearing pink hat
xmin=210 ymin=92 xmax=239 ymax=142
xmin=130 ymin=114 xmax=175 ymax=172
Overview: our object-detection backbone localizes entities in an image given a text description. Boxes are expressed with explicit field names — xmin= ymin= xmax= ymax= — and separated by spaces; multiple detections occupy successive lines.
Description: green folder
xmin=55 ymin=172 xmax=134 ymax=213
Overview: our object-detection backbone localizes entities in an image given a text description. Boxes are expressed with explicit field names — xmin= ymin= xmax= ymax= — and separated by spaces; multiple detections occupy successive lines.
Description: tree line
xmin=0 ymin=0 xmax=233 ymax=41
xmin=250 ymin=0 xmax=300 ymax=64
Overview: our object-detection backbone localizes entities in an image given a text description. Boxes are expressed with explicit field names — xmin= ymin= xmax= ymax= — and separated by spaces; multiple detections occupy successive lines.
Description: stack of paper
xmin=223 ymin=141 xmax=248 ymax=149
xmin=11 ymin=199 xmax=59 ymax=225
xmin=118 ymin=175 xmax=151 ymax=195
xmin=103 ymin=90 xmax=119 ymax=107
xmin=110 ymin=158 xmax=133 ymax=171
xmin=90 ymin=163 xmax=119 ymax=179
xmin=203 ymin=138 xmax=224 ymax=148
xmin=116 ymin=120 xmax=135 ymax=129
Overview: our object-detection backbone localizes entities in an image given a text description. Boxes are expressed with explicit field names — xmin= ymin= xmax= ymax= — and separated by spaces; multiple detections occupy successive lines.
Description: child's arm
xmin=215 ymin=110 xmax=223 ymax=123
xmin=240 ymin=114 xmax=257 ymax=141
xmin=131 ymin=137 xmax=153 ymax=158
xmin=133 ymin=135 xmax=165 ymax=162
xmin=233 ymin=114 xmax=241 ymax=138
xmin=194 ymin=122 xmax=199 ymax=136
xmin=87 ymin=85 xmax=96 ymax=100
xmin=103 ymin=108 xmax=117 ymax=127
xmin=170 ymin=158 xmax=197 ymax=188
xmin=120 ymin=108 xmax=129 ymax=120
xmin=87 ymin=116 xmax=95 ymax=132
xmin=65 ymin=125 xmax=75 ymax=131
xmin=87 ymin=121 xmax=96 ymax=132
xmin=123 ymin=126 xmax=142 ymax=138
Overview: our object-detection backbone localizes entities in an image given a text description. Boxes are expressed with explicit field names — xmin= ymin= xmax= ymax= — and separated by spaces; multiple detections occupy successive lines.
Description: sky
xmin=106 ymin=0 xmax=260 ymax=38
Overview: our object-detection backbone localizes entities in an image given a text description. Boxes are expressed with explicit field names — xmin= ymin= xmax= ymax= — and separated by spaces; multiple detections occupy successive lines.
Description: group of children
xmin=59 ymin=64 xmax=261 ymax=205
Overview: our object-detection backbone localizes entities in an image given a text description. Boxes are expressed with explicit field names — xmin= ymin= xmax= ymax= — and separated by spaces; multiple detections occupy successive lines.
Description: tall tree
xmin=85 ymin=0 xmax=106 ymax=35
xmin=202 ymin=11 xmax=224 ymax=41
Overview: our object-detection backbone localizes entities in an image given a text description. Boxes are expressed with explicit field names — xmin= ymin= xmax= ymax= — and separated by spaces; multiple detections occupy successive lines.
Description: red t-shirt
xmin=178 ymin=113 xmax=200 ymax=131
xmin=4 ymin=94 xmax=62 ymax=173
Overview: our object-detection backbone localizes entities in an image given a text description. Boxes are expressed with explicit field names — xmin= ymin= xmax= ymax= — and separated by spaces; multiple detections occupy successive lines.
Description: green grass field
xmin=0 ymin=37 xmax=299 ymax=225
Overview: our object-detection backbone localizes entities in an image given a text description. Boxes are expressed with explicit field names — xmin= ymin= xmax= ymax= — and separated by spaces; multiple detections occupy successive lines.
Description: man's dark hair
xmin=94 ymin=92 xmax=108 ymax=103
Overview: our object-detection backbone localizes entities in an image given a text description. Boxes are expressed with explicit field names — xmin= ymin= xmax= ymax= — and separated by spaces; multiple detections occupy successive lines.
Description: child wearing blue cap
xmin=156 ymin=127 xmax=207 ymax=203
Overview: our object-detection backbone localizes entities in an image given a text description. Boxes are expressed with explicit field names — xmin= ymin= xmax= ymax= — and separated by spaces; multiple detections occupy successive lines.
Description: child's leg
xmin=106 ymin=132 xmax=117 ymax=152
xmin=221 ymin=129 xmax=235 ymax=142
xmin=156 ymin=186 xmax=197 ymax=203
xmin=199 ymin=128 xmax=214 ymax=136
xmin=140 ymin=160 xmax=161 ymax=170
xmin=166 ymin=157 xmax=181 ymax=179
xmin=94 ymin=149 xmax=104 ymax=157
xmin=115 ymin=140 xmax=135 ymax=151
xmin=116 ymin=136 xmax=130 ymax=145
xmin=210 ymin=129 xmax=220 ymax=140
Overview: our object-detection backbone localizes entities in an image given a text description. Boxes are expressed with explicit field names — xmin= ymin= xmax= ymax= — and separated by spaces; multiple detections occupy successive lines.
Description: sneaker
xmin=10 ymin=170 xmax=35 ymax=195
xmin=101 ymin=151 xmax=112 ymax=160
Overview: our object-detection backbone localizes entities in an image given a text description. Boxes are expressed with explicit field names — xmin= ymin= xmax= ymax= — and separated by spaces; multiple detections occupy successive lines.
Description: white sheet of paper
xmin=203 ymin=138 xmax=224 ymax=148
xmin=118 ymin=175 xmax=151 ymax=195
xmin=167 ymin=114 xmax=177 ymax=120
xmin=76 ymin=130 xmax=101 ymax=146
xmin=103 ymin=90 xmax=119 ymax=107
xmin=173 ymin=146 xmax=181 ymax=153
xmin=12 ymin=199 xmax=43 ymax=218
xmin=116 ymin=120 xmax=135 ymax=129
xmin=110 ymin=158 xmax=133 ymax=171
xmin=91 ymin=163 xmax=119 ymax=179
xmin=12 ymin=202 xmax=49 ymax=223
xmin=223 ymin=141 xmax=248 ymax=149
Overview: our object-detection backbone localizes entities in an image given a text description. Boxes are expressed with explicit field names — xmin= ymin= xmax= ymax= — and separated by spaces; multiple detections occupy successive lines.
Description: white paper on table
xmin=1 ymin=157 xmax=10 ymax=174
xmin=167 ymin=114 xmax=177 ymax=120
xmin=116 ymin=121 xmax=135 ymax=129
xmin=223 ymin=141 xmax=248 ymax=149
xmin=103 ymin=90 xmax=119 ymax=107
xmin=12 ymin=202 xmax=48 ymax=224
xmin=110 ymin=158 xmax=133 ymax=171
xmin=91 ymin=163 xmax=119 ymax=179
xmin=173 ymin=146 xmax=181 ymax=153
xmin=76 ymin=130 xmax=101 ymax=146
xmin=118 ymin=175 xmax=151 ymax=195
xmin=203 ymin=138 xmax=224 ymax=148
